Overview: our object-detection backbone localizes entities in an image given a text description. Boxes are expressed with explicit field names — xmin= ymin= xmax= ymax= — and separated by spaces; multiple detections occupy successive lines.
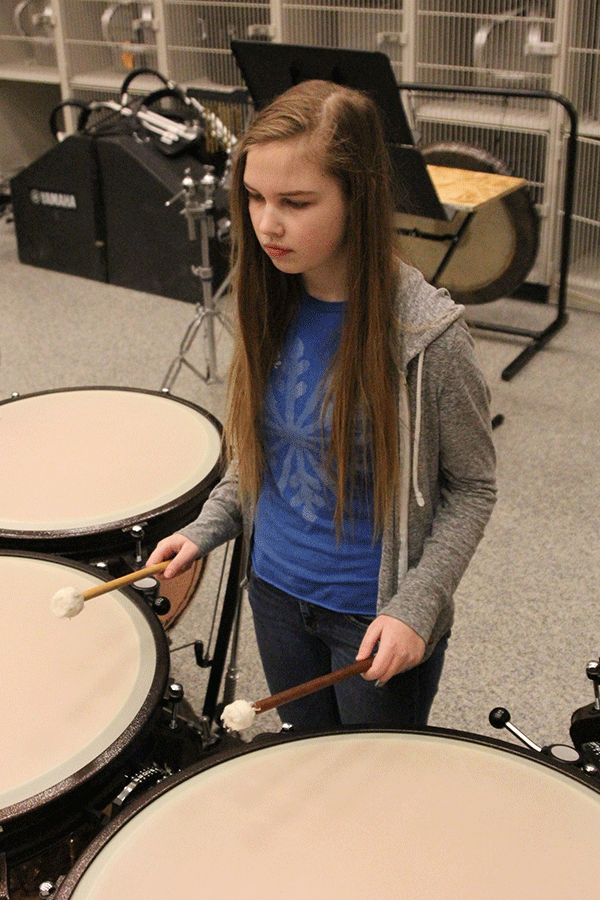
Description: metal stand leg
xmin=161 ymin=167 xmax=234 ymax=390
xmin=401 ymin=82 xmax=578 ymax=381
xmin=161 ymin=272 xmax=233 ymax=390
xmin=222 ymin=588 xmax=244 ymax=708
xmin=202 ymin=534 xmax=244 ymax=725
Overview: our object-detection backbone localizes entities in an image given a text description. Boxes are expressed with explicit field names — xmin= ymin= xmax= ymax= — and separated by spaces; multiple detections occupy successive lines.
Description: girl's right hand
xmin=146 ymin=533 xmax=200 ymax=580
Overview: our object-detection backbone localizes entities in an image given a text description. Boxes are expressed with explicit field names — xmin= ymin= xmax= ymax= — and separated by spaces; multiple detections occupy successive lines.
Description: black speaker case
xmin=10 ymin=134 xmax=108 ymax=283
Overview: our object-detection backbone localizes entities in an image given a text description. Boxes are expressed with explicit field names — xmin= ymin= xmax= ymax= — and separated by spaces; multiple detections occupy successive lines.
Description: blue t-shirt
xmin=251 ymin=292 xmax=381 ymax=615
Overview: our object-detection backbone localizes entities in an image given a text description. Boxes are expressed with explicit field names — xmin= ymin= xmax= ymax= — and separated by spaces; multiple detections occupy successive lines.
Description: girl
xmin=148 ymin=79 xmax=497 ymax=730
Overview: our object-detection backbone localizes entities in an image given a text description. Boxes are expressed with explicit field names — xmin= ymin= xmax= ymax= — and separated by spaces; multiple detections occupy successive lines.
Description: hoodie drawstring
xmin=398 ymin=349 xmax=426 ymax=581
xmin=412 ymin=350 xmax=425 ymax=508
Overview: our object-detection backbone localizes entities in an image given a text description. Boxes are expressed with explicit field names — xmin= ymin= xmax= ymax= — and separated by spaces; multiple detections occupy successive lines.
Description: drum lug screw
xmin=131 ymin=569 xmax=171 ymax=618
xmin=167 ymin=681 xmax=184 ymax=729
xmin=130 ymin=524 xmax=145 ymax=565
xmin=39 ymin=882 xmax=56 ymax=898
xmin=586 ymin=660 xmax=600 ymax=710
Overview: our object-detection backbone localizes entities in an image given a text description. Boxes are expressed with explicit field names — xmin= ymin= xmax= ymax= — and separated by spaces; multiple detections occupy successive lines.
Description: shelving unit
xmin=1 ymin=0 xmax=599 ymax=306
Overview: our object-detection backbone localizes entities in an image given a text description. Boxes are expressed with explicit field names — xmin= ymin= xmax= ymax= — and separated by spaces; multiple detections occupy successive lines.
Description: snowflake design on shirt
xmin=264 ymin=336 xmax=333 ymax=523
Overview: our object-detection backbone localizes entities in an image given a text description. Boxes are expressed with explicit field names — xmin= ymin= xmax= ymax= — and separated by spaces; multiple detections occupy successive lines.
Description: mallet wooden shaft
xmin=82 ymin=561 xmax=169 ymax=600
xmin=254 ymin=656 xmax=375 ymax=714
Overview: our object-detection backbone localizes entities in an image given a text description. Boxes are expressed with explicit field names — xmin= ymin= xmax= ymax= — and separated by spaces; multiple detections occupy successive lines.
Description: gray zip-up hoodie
xmin=180 ymin=261 xmax=497 ymax=660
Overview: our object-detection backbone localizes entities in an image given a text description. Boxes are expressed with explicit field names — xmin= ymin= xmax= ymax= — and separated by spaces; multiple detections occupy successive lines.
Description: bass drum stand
xmin=161 ymin=166 xmax=233 ymax=389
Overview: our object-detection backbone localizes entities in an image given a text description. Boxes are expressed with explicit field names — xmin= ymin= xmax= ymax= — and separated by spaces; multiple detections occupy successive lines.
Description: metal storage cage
xmin=1 ymin=0 xmax=599 ymax=307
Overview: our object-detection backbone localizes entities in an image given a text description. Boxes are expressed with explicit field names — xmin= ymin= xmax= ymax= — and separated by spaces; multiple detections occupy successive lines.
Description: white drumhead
xmin=64 ymin=731 xmax=600 ymax=900
xmin=0 ymin=389 xmax=221 ymax=531
xmin=0 ymin=555 xmax=161 ymax=810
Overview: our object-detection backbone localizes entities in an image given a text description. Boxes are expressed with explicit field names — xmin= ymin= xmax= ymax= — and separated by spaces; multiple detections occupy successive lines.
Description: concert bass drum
xmin=55 ymin=728 xmax=600 ymax=900
xmin=418 ymin=142 xmax=540 ymax=304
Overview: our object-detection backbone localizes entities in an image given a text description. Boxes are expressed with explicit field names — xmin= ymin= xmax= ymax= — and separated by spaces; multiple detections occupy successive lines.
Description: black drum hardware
xmin=570 ymin=658 xmax=600 ymax=769
xmin=489 ymin=707 xmax=585 ymax=769
xmin=490 ymin=656 xmax=600 ymax=779
xmin=4 ymin=639 xmax=600 ymax=900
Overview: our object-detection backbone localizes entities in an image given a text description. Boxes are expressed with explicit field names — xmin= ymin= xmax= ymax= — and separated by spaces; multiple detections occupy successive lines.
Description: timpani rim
xmin=54 ymin=725 xmax=600 ymax=899
xmin=0 ymin=550 xmax=170 ymax=824
xmin=0 ymin=386 xmax=223 ymax=542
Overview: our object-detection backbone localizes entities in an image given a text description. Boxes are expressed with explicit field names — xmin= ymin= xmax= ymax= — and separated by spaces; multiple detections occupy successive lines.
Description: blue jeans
xmin=248 ymin=573 xmax=448 ymax=732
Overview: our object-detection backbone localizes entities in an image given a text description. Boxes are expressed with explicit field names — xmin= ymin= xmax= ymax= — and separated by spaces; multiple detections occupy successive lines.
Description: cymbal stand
xmin=162 ymin=166 xmax=233 ymax=390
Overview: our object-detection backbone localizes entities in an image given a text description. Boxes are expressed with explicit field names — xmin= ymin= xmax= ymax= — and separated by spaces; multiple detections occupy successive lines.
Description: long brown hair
xmin=226 ymin=79 xmax=401 ymax=534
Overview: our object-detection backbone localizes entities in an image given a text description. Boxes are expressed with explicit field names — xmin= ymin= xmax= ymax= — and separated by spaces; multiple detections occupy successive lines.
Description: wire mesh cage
xmin=61 ymin=0 xmax=159 ymax=79
xmin=164 ymin=0 xmax=271 ymax=86
xmin=8 ymin=0 xmax=58 ymax=67
xmin=2 ymin=0 xmax=600 ymax=303
xmin=279 ymin=0 xmax=405 ymax=78
xmin=570 ymin=135 xmax=600 ymax=296
xmin=564 ymin=0 xmax=600 ymax=129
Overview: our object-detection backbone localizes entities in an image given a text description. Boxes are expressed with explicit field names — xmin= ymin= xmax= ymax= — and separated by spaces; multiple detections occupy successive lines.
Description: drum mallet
xmin=221 ymin=656 xmax=374 ymax=731
xmin=50 ymin=561 xmax=170 ymax=618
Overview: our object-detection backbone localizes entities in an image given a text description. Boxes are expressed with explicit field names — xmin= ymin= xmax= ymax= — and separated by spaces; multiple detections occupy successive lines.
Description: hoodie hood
xmin=395 ymin=260 xmax=464 ymax=371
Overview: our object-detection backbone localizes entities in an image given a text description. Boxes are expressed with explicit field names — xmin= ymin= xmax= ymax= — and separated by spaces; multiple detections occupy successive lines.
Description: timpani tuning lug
xmin=489 ymin=707 xmax=581 ymax=766
xmin=489 ymin=707 xmax=541 ymax=753
xmin=39 ymin=878 xmax=65 ymax=899
xmin=167 ymin=681 xmax=184 ymax=729
xmin=149 ymin=595 xmax=171 ymax=616
xmin=570 ymin=658 xmax=600 ymax=751
xmin=586 ymin=659 xmax=600 ymax=710
xmin=130 ymin=524 xmax=145 ymax=564
xmin=167 ymin=682 xmax=184 ymax=703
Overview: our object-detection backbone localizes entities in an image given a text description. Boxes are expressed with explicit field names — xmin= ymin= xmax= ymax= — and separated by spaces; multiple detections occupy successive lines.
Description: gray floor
xmin=1 ymin=211 xmax=599 ymax=752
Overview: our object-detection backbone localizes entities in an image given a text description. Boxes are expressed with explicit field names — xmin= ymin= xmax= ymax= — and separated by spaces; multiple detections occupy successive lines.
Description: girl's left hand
xmin=357 ymin=615 xmax=426 ymax=684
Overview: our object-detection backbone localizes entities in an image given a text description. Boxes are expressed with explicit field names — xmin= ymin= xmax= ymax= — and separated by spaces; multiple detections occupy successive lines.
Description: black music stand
xmin=231 ymin=40 xmax=414 ymax=146
xmin=388 ymin=144 xmax=449 ymax=220
xmin=231 ymin=40 xmax=477 ymax=286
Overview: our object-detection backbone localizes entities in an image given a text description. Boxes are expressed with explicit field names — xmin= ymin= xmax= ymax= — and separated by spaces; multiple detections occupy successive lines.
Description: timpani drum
xmin=55 ymin=729 xmax=600 ymax=900
xmin=0 ymin=551 xmax=170 ymax=872
xmin=0 ymin=387 xmax=222 ymax=558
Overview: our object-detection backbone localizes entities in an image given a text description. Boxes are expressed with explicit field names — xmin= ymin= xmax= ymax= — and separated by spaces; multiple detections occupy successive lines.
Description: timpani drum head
xmin=56 ymin=729 xmax=600 ymax=900
xmin=0 ymin=387 xmax=222 ymax=557
xmin=0 ymin=552 xmax=169 ymax=858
